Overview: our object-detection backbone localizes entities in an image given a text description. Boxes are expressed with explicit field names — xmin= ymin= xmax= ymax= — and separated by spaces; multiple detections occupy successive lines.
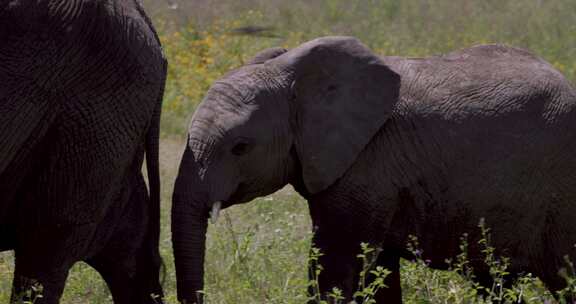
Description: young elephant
xmin=172 ymin=36 xmax=576 ymax=303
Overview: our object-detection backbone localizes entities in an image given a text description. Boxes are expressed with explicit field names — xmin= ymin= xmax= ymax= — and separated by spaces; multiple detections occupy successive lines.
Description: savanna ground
xmin=1 ymin=0 xmax=576 ymax=303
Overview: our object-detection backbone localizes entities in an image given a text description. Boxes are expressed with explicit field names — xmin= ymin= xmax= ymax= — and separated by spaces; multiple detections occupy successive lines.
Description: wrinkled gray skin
xmin=0 ymin=1 xmax=166 ymax=303
xmin=172 ymin=36 xmax=576 ymax=303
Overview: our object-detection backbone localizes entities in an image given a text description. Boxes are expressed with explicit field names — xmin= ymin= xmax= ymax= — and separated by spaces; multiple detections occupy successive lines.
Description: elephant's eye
xmin=231 ymin=142 xmax=252 ymax=156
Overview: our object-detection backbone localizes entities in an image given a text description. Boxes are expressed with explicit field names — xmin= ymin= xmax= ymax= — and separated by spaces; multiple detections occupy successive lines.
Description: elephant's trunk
xmin=172 ymin=149 xmax=209 ymax=304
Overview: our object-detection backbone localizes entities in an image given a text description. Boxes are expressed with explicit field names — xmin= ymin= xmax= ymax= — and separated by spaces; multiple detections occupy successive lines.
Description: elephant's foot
xmin=10 ymin=270 xmax=68 ymax=304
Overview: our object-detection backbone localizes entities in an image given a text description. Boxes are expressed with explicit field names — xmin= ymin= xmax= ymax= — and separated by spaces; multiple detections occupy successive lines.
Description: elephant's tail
xmin=144 ymin=57 xmax=167 ymax=288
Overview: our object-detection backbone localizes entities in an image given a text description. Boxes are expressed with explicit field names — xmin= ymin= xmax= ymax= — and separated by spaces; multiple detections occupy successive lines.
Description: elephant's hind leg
xmin=10 ymin=239 xmax=76 ymax=304
xmin=86 ymin=172 xmax=164 ymax=304
xmin=10 ymin=218 xmax=98 ymax=303
xmin=86 ymin=257 xmax=134 ymax=304
xmin=0 ymin=88 xmax=58 ymax=224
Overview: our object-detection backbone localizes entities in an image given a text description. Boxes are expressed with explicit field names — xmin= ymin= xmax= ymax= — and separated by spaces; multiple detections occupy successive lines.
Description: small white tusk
xmin=210 ymin=201 xmax=222 ymax=224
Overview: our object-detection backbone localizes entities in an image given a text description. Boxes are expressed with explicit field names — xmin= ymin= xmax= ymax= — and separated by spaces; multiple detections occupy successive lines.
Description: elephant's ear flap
xmin=271 ymin=36 xmax=400 ymax=194
xmin=247 ymin=47 xmax=288 ymax=64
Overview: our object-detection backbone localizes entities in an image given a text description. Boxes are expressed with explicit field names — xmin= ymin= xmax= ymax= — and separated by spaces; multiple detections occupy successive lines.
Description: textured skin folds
xmin=0 ymin=1 xmax=166 ymax=303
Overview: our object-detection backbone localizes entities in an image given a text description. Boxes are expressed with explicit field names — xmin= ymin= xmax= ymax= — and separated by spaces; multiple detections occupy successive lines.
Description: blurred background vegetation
xmin=147 ymin=0 xmax=576 ymax=136
xmin=1 ymin=0 xmax=575 ymax=303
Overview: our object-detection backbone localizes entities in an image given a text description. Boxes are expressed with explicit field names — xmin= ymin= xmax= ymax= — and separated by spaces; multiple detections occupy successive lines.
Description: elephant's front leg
xmin=372 ymin=249 xmax=402 ymax=303
xmin=308 ymin=229 xmax=361 ymax=303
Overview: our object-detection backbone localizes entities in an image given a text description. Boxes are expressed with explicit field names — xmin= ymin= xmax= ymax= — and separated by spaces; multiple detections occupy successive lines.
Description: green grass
xmin=2 ymin=0 xmax=576 ymax=302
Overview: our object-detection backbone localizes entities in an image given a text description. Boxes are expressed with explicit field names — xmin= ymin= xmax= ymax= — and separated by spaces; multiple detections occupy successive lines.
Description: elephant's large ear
xmin=247 ymin=47 xmax=288 ymax=64
xmin=270 ymin=36 xmax=400 ymax=194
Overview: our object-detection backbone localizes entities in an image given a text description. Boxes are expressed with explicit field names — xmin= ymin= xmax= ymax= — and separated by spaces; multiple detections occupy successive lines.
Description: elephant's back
xmin=382 ymin=45 xmax=576 ymax=127
xmin=0 ymin=0 xmax=165 ymax=139
xmin=0 ymin=0 xmax=165 ymax=91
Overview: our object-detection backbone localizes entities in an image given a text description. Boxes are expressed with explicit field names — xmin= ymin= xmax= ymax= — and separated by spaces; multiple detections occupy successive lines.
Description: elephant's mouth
xmin=225 ymin=182 xmax=269 ymax=206
xmin=210 ymin=183 xmax=278 ymax=225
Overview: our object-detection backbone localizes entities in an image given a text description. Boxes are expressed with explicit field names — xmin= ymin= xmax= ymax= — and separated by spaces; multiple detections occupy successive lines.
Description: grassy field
xmin=1 ymin=0 xmax=576 ymax=302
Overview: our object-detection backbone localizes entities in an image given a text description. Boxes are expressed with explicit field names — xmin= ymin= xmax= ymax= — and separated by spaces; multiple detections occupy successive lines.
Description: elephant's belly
xmin=413 ymin=166 xmax=576 ymax=274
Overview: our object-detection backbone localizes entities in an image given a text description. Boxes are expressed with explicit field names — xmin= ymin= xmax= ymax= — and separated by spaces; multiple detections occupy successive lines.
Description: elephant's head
xmin=171 ymin=36 xmax=400 ymax=303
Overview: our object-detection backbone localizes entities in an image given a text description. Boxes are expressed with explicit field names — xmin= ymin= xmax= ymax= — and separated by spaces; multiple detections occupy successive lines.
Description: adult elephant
xmin=0 ymin=1 xmax=166 ymax=303
xmin=172 ymin=36 xmax=576 ymax=303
